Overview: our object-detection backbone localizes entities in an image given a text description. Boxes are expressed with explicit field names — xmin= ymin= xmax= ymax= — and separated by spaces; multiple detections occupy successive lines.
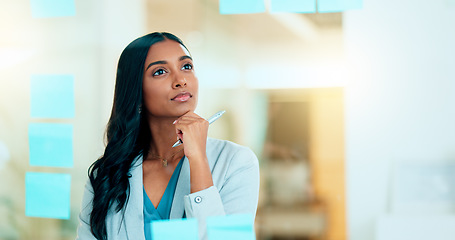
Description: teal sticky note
xmin=318 ymin=0 xmax=362 ymax=13
xmin=270 ymin=0 xmax=316 ymax=13
xmin=30 ymin=0 xmax=76 ymax=18
xmin=151 ymin=218 xmax=198 ymax=240
xmin=25 ymin=172 xmax=71 ymax=219
xmin=29 ymin=123 xmax=73 ymax=168
xmin=30 ymin=74 xmax=75 ymax=118
xmin=207 ymin=214 xmax=255 ymax=240
xmin=219 ymin=0 xmax=266 ymax=14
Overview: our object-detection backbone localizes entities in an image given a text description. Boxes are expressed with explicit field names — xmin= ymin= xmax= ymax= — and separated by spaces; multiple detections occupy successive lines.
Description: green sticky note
xmin=25 ymin=172 xmax=71 ymax=219
xmin=318 ymin=0 xmax=362 ymax=13
xmin=151 ymin=218 xmax=199 ymax=240
xmin=270 ymin=0 xmax=316 ymax=13
xmin=219 ymin=0 xmax=266 ymax=14
xmin=30 ymin=0 xmax=76 ymax=18
xmin=207 ymin=214 xmax=256 ymax=240
xmin=29 ymin=123 xmax=73 ymax=168
xmin=30 ymin=74 xmax=75 ymax=118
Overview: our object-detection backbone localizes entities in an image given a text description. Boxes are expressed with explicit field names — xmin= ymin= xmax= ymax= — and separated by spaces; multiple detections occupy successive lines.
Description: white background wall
xmin=344 ymin=0 xmax=455 ymax=239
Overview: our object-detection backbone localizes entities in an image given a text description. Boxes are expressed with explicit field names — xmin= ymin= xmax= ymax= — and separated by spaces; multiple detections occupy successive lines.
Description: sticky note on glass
xmin=151 ymin=218 xmax=198 ymax=240
xmin=207 ymin=214 xmax=255 ymax=240
xmin=31 ymin=74 xmax=75 ymax=118
xmin=30 ymin=0 xmax=76 ymax=18
xmin=25 ymin=172 xmax=71 ymax=219
xmin=270 ymin=0 xmax=316 ymax=13
xmin=317 ymin=0 xmax=362 ymax=13
xmin=29 ymin=123 xmax=73 ymax=168
xmin=219 ymin=0 xmax=266 ymax=14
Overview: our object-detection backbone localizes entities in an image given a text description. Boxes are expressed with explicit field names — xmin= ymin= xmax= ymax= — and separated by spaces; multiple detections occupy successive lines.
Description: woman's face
xmin=142 ymin=39 xmax=198 ymax=118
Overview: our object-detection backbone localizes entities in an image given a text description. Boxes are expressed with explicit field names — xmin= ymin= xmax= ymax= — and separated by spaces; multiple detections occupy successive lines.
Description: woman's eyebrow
xmin=180 ymin=55 xmax=192 ymax=61
xmin=146 ymin=60 xmax=167 ymax=71
xmin=145 ymin=56 xmax=192 ymax=71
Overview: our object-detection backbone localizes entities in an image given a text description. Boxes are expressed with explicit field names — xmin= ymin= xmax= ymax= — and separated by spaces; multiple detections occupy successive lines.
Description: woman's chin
xmin=167 ymin=106 xmax=196 ymax=117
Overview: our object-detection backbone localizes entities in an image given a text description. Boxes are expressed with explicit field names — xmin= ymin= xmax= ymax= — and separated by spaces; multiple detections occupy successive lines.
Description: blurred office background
xmin=1 ymin=0 xmax=455 ymax=239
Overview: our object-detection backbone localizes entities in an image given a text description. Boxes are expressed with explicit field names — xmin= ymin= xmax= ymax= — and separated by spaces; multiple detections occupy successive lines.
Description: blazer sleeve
xmin=75 ymin=178 xmax=97 ymax=240
xmin=183 ymin=146 xmax=260 ymax=238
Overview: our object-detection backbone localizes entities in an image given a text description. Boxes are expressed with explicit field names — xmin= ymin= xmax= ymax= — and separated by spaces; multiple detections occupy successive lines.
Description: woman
xmin=76 ymin=32 xmax=259 ymax=240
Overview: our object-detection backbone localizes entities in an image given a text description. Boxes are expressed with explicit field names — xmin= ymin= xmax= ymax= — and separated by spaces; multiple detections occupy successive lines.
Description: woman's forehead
xmin=147 ymin=40 xmax=191 ymax=61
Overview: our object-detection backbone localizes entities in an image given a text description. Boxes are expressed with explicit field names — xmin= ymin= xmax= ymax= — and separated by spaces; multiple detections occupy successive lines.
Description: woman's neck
xmin=147 ymin=116 xmax=181 ymax=158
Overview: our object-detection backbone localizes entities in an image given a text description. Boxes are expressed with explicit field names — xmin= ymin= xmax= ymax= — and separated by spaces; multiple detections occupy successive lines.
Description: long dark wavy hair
xmin=88 ymin=32 xmax=188 ymax=240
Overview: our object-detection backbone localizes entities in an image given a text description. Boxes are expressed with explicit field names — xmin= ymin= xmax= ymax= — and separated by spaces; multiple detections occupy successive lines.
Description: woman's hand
xmin=173 ymin=111 xmax=209 ymax=161
xmin=173 ymin=111 xmax=213 ymax=193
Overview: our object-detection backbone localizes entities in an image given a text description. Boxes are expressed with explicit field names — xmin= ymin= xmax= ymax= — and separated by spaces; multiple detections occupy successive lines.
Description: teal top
xmin=143 ymin=157 xmax=184 ymax=240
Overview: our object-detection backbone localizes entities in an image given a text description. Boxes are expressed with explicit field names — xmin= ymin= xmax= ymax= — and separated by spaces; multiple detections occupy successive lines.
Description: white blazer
xmin=76 ymin=138 xmax=260 ymax=240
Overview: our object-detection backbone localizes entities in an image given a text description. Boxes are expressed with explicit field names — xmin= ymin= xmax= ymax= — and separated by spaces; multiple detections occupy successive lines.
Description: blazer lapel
xmin=123 ymin=156 xmax=145 ymax=240
xmin=170 ymin=156 xmax=190 ymax=219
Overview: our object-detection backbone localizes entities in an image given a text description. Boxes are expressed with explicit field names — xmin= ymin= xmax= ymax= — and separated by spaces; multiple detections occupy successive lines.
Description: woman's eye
xmin=153 ymin=69 xmax=166 ymax=76
xmin=182 ymin=63 xmax=193 ymax=70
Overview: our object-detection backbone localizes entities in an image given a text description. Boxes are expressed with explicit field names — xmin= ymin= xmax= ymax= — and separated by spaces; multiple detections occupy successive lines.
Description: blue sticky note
xmin=30 ymin=0 xmax=76 ymax=18
xmin=151 ymin=218 xmax=198 ymax=240
xmin=30 ymin=74 xmax=75 ymax=118
xmin=219 ymin=0 xmax=266 ymax=14
xmin=25 ymin=172 xmax=71 ymax=219
xmin=29 ymin=123 xmax=73 ymax=168
xmin=270 ymin=0 xmax=316 ymax=13
xmin=318 ymin=0 xmax=362 ymax=13
xmin=207 ymin=214 xmax=255 ymax=240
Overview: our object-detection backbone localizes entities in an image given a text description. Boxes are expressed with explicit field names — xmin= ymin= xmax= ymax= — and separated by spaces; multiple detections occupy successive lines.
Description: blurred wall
xmin=0 ymin=1 xmax=146 ymax=239
xmin=344 ymin=0 xmax=455 ymax=239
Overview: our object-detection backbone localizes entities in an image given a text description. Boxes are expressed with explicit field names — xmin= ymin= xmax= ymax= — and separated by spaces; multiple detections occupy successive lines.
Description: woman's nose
xmin=173 ymin=74 xmax=187 ymax=88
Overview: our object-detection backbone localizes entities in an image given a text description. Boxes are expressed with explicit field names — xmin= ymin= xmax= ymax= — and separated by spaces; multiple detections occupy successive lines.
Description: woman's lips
xmin=172 ymin=92 xmax=192 ymax=102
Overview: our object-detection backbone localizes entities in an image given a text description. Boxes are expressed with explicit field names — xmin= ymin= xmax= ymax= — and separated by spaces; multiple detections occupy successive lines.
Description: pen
xmin=172 ymin=110 xmax=226 ymax=147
